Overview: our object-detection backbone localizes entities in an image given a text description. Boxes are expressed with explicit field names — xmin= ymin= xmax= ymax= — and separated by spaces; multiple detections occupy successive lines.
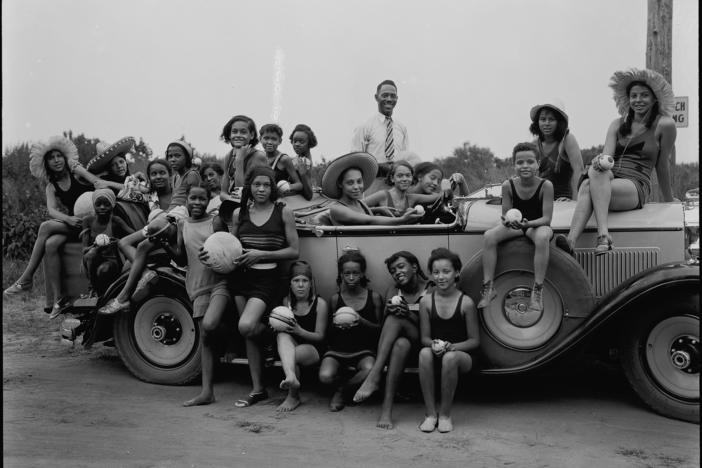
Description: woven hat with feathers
xmin=29 ymin=136 xmax=79 ymax=180
xmin=609 ymin=68 xmax=675 ymax=117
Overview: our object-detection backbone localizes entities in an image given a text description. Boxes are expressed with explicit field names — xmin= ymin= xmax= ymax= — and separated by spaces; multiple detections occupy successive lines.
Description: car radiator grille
xmin=575 ymin=248 xmax=660 ymax=297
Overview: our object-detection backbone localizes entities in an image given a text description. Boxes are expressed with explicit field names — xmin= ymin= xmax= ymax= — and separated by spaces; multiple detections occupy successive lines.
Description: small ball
xmin=414 ymin=205 xmax=425 ymax=215
xmin=504 ymin=208 xmax=523 ymax=223
xmin=95 ymin=233 xmax=110 ymax=246
xmin=390 ymin=295 xmax=403 ymax=306
xmin=277 ymin=180 xmax=291 ymax=193
xmin=598 ymin=154 xmax=614 ymax=170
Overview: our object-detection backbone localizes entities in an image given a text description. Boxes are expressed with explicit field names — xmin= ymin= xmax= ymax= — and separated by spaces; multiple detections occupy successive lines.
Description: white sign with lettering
xmin=673 ymin=96 xmax=689 ymax=128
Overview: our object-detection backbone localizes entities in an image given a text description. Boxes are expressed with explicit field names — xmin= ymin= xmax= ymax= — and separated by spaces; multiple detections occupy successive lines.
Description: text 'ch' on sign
xmin=673 ymin=96 xmax=689 ymax=128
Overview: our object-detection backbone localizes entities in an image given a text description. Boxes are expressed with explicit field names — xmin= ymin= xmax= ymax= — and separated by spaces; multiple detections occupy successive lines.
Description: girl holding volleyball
xmin=158 ymin=183 xmax=232 ymax=407
xmin=318 ymin=250 xmax=382 ymax=411
xmin=230 ymin=165 xmax=299 ymax=408
xmin=272 ymin=260 xmax=329 ymax=412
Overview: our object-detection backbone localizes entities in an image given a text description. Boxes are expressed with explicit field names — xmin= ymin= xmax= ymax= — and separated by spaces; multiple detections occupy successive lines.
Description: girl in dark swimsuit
xmin=319 ymin=251 xmax=382 ymax=412
xmin=353 ymin=250 xmax=433 ymax=430
xmin=478 ymin=142 xmax=554 ymax=314
xmin=4 ymin=136 xmax=112 ymax=316
xmin=556 ymin=69 xmax=676 ymax=255
xmin=231 ymin=166 xmax=300 ymax=408
xmin=274 ymin=261 xmax=329 ymax=412
xmin=418 ymin=248 xmax=479 ymax=434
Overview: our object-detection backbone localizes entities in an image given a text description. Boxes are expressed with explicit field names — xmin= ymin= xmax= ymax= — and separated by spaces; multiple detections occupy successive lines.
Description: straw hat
xmin=530 ymin=99 xmax=569 ymax=123
xmin=86 ymin=137 xmax=135 ymax=174
xmin=609 ymin=68 xmax=675 ymax=117
xmin=321 ymin=152 xmax=378 ymax=199
xmin=29 ymin=136 xmax=79 ymax=180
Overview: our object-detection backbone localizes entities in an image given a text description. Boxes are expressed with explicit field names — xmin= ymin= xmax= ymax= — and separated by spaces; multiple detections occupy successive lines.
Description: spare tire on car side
xmin=459 ymin=237 xmax=597 ymax=370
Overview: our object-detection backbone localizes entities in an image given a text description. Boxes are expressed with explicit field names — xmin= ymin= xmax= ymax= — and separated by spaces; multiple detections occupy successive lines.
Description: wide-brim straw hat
xmin=29 ymin=136 xmax=79 ymax=180
xmin=609 ymin=68 xmax=674 ymax=117
xmin=86 ymin=137 xmax=135 ymax=174
xmin=530 ymin=99 xmax=569 ymax=123
xmin=321 ymin=152 xmax=378 ymax=199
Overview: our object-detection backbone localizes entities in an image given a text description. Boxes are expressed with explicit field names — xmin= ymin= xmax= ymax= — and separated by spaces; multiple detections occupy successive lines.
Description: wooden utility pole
xmin=646 ymin=0 xmax=674 ymax=200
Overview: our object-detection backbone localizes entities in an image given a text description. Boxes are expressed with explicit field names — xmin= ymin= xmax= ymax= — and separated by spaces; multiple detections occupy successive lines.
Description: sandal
xmin=98 ymin=297 xmax=130 ymax=316
xmin=594 ymin=235 xmax=613 ymax=255
xmin=234 ymin=390 xmax=268 ymax=408
xmin=49 ymin=296 xmax=72 ymax=320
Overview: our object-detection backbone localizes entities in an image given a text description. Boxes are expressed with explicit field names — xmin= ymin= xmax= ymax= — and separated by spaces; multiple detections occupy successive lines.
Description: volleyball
xmin=277 ymin=180 xmax=291 ymax=193
xmin=73 ymin=191 xmax=95 ymax=218
xmin=504 ymin=208 xmax=523 ymax=223
xmin=333 ymin=306 xmax=359 ymax=326
xmin=95 ymin=233 xmax=111 ymax=246
xmin=432 ymin=339 xmax=448 ymax=354
xmin=598 ymin=154 xmax=614 ymax=170
xmin=201 ymin=232 xmax=242 ymax=274
xmin=269 ymin=306 xmax=295 ymax=332
xmin=414 ymin=205 xmax=425 ymax=215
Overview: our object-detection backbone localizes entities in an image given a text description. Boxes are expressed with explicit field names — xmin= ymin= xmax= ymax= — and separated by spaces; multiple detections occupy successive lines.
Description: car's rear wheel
xmin=113 ymin=290 xmax=201 ymax=385
xmin=621 ymin=296 xmax=699 ymax=423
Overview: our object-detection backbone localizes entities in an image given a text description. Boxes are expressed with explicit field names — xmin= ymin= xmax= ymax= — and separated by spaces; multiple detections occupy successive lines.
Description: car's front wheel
xmin=113 ymin=291 xmax=202 ymax=385
xmin=621 ymin=295 xmax=699 ymax=423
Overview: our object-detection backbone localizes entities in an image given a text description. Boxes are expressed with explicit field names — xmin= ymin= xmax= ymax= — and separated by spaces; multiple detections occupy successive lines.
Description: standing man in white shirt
xmin=351 ymin=80 xmax=410 ymax=192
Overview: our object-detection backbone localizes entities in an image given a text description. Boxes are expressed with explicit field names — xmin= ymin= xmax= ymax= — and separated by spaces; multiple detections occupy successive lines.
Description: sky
xmin=2 ymin=0 xmax=699 ymax=165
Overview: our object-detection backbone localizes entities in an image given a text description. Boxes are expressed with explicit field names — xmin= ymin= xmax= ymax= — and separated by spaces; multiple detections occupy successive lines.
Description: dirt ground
xmin=3 ymin=294 xmax=700 ymax=468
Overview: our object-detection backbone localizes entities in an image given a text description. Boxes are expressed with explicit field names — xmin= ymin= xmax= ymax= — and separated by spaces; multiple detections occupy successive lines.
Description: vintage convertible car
xmin=53 ymin=191 xmax=700 ymax=423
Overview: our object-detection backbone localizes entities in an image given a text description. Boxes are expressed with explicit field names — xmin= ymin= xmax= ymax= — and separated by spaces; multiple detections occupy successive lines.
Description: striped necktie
xmin=385 ymin=117 xmax=395 ymax=161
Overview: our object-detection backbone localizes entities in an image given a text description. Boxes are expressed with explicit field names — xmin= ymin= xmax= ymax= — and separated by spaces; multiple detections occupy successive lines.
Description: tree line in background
xmin=2 ymin=131 xmax=699 ymax=259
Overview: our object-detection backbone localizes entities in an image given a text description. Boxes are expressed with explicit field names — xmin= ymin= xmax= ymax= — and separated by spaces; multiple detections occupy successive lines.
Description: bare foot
xmin=183 ymin=393 xmax=215 ymax=407
xmin=437 ymin=416 xmax=453 ymax=433
xmin=352 ymin=377 xmax=379 ymax=403
xmin=329 ymin=389 xmax=345 ymax=412
xmin=376 ymin=414 xmax=394 ymax=430
xmin=419 ymin=414 xmax=437 ymax=433
xmin=276 ymin=395 xmax=301 ymax=412
xmin=279 ymin=376 xmax=300 ymax=391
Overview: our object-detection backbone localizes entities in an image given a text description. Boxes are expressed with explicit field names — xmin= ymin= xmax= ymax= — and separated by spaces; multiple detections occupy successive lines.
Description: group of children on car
xmin=7 ymin=64 xmax=677 ymax=431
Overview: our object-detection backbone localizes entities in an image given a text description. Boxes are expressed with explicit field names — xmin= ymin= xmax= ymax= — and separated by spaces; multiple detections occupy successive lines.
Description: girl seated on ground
xmin=4 ymin=136 xmax=116 ymax=315
xmin=259 ymin=123 xmax=304 ymax=197
xmin=155 ymin=183 xmax=231 ymax=408
xmin=556 ymin=68 xmax=676 ymax=256
xmin=199 ymin=161 xmax=224 ymax=215
xmin=273 ymin=260 xmax=329 ymax=412
xmin=363 ymin=160 xmax=440 ymax=216
xmin=79 ymin=189 xmax=134 ymax=303
xmin=318 ymin=250 xmax=382 ymax=412
xmin=289 ymin=124 xmax=317 ymax=200
xmin=353 ymin=250 xmax=433 ymax=429
xmin=230 ymin=166 xmax=300 ymax=408
xmin=322 ymin=152 xmax=423 ymax=226
xmin=418 ymin=248 xmax=479 ymax=434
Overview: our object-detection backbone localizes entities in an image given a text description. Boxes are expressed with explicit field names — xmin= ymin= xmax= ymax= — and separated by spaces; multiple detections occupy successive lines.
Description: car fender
xmin=87 ymin=267 xmax=188 ymax=344
xmin=480 ymin=261 xmax=699 ymax=374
